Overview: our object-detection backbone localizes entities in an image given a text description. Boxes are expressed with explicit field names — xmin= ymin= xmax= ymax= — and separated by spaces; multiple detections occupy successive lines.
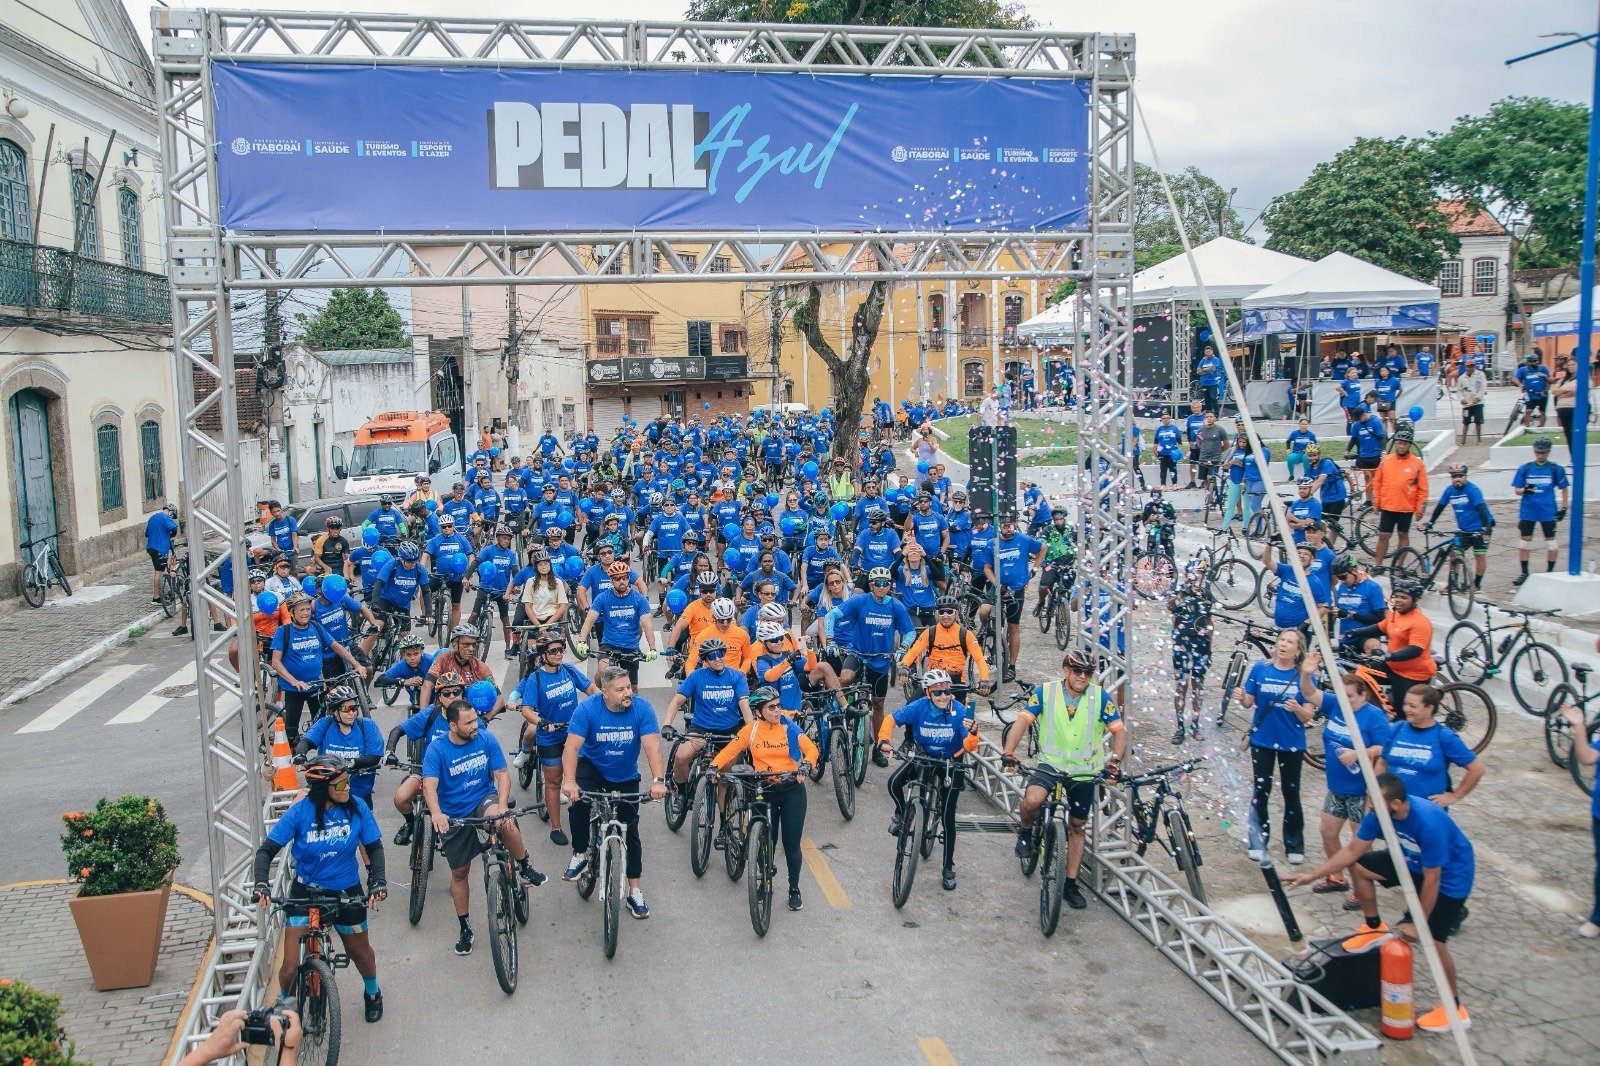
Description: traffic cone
xmin=1380 ymin=938 xmax=1414 ymax=1039
xmin=271 ymin=716 xmax=299 ymax=791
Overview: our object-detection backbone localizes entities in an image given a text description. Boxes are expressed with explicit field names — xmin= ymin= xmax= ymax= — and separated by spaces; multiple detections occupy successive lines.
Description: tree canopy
xmin=685 ymin=0 xmax=1032 ymax=29
xmin=1132 ymin=163 xmax=1246 ymax=263
xmin=293 ymin=288 xmax=410 ymax=351
xmin=1262 ymin=137 xmax=1458 ymax=282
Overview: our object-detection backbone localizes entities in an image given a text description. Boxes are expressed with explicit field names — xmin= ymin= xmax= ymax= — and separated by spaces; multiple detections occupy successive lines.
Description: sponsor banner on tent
xmin=1241 ymin=303 xmax=1439 ymax=339
xmin=212 ymin=64 xmax=1092 ymax=233
xmin=1534 ymin=318 xmax=1579 ymax=337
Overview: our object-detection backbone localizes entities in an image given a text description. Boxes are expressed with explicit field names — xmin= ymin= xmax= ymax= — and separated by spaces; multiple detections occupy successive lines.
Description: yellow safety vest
xmin=1037 ymin=680 xmax=1109 ymax=778
xmin=827 ymin=471 xmax=857 ymax=501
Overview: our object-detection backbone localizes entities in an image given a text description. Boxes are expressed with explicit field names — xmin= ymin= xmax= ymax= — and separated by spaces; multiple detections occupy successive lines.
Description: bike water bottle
xmin=1380 ymin=938 xmax=1414 ymax=1039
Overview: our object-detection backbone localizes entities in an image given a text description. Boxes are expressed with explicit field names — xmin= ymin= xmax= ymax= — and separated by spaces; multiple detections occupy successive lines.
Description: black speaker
xmin=967 ymin=425 xmax=1018 ymax=519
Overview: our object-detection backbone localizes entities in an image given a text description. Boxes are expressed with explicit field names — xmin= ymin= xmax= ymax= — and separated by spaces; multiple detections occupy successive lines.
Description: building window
xmin=651 ymin=250 xmax=697 ymax=272
xmin=959 ymin=292 xmax=986 ymax=346
xmin=720 ymin=326 xmax=745 ymax=353
xmin=70 ymin=168 xmax=101 ymax=258
xmin=962 ymin=361 xmax=985 ymax=396
xmin=96 ymin=422 xmax=124 ymax=512
xmin=928 ymin=293 xmax=945 ymax=330
xmin=1438 ymin=259 xmax=1462 ymax=297
xmin=139 ymin=420 xmax=163 ymax=502
xmin=0 ymin=139 xmax=30 ymax=241
xmin=1471 ymin=257 xmax=1498 ymax=297
xmin=1003 ymin=294 xmax=1024 ymax=328
xmin=596 ymin=246 xmax=625 ymax=275
xmin=709 ymin=256 xmax=731 ymax=273
xmin=626 ymin=317 xmax=652 ymax=356
xmin=595 ymin=315 xmax=651 ymax=354
xmin=118 ymin=185 xmax=142 ymax=270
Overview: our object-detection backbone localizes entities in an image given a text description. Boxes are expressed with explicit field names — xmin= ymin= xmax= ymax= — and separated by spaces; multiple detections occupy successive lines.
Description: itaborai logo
xmin=489 ymin=100 xmax=857 ymax=203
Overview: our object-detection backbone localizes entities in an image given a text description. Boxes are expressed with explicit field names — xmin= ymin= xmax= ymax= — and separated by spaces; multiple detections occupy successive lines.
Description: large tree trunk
xmin=793 ymin=279 xmax=889 ymax=462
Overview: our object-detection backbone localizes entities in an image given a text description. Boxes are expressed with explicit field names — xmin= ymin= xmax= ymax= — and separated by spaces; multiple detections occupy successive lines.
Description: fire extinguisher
xmin=1380 ymin=938 xmax=1414 ymax=1039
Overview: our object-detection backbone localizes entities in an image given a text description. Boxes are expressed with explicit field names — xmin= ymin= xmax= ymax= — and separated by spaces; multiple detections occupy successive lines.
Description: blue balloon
xmin=884 ymin=487 xmax=899 ymax=503
xmin=465 ymin=679 xmax=497 ymax=713
xmin=703 ymin=402 xmax=712 ymax=410
xmin=300 ymin=576 xmax=318 ymax=596
xmin=558 ymin=507 xmax=574 ymax=526
xmin=563 ymin=556 xmax=585 ymax=580
xmin=371 ymin=548 xmax=393 ymax=571
xmin=362 ymin=527 xmax=380 ymax=547
xmin=802 ymin=460 xmax=819 ymax=478
xmin=830 ymin=502 xmax=849 ymax=520
xmin=665 ymin=589 xmax=688 ymax=613
xmin=721 ymin=521 xmax=740 ymax=541
xmin=723 ymin=546 xmax=741 ymax=567
xmin=780 ymin=514 xmax=802 ymax=534
xmin=426 ymin=499 xmax=437 ymax=511
xmin=321 ymin=574 xmax=348 ymax=599
xmin=764 ymin=492 xmax=779 ymax=508
xmin=490 ymin=447 xmax=500 ymax=457
xmin=1407 ymin=405 xmax=1424 ymax=424
xmin=255 ymin=591 xmax=279 ymax=614
xmin=440 ymin=552 xmax=468 ymax=578
xmin=917 ymin=461 xmax=930 ymax=474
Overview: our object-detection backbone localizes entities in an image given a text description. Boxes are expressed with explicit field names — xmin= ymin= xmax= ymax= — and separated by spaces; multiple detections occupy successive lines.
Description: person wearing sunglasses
xmin=383 ymin=671 xmax=469 ymax=847
xmin=1001 ymin=649 xmax=1127 ymax=911
xmin=879 ymin=669 xmax=980 ymax=891
xmin=1423 ymin=463 xmax=1493 ymax=591
xmin=822 ymin=566 xmax=916 ymax=768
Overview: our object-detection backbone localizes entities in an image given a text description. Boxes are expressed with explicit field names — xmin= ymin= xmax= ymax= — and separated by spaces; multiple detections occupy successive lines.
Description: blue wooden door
xmin=11 ymin=390 xmax=58 ymax=545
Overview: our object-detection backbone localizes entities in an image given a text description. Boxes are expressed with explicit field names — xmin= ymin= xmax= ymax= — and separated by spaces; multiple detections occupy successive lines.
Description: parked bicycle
xmin=17 ymin=534 xmax=70 ymax=608
xmin=1212 ymin=615 xmax=1279 ymax=728
xmin=1190 ymin=528 xmax=1261 ymax=613
xmin=158 ymin=554 xmax=189 ymax=618
xmin=1543 ymin=662 xmax=1599 ymax=795
xmin=1443 ymin=603 xmax=1567 ymax=717
xmin=1122 ymin=760 xmax=1206 ymax=903
xmin=1387 ymin=525 xmax=1476 ymax=620
xmin=711 ymin=764 xmax=805 ymax=937
xmin=447 ymin=804 xmax=539 ymax=993
xmin=266 ymin=891 xmax=362 ymax=1065
xmin=569 ymin=788 xmax=651 ymax=959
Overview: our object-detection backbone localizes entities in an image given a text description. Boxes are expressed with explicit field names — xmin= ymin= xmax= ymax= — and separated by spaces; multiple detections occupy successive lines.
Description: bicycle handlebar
xmin=562 ymin=790 xmax=653 ymax=805
xmin=447 ymin=804 xmax=542 ymax=828
xmin=1118 ymin=759 xmax=1202 ymax=789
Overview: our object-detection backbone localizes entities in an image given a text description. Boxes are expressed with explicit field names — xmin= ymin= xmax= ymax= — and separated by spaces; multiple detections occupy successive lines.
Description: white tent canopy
xmin=1015 ymin=295 xmax=1079 ymax=344
xmin=1241 ymin=251 xmax=1440 ymax=311
xmin=1531 ymin=286 xmax=1600 ymax=337
xmin=1131 ymin=237 xmax=1310 ymax=306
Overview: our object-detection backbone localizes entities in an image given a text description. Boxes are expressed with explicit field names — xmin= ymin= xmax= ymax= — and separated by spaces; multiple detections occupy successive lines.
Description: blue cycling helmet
xmin=255 ymin=590 xmax=280 ymax=614
xmin=321 ymin=574 xmax=348 ymax=599
xmin=395 ymin=540 xmax=421 ymax=562
xmin=465 ymin=679 xmax=497 ymax=712
xmin=362 ymin=527 xmax=380 ymax=547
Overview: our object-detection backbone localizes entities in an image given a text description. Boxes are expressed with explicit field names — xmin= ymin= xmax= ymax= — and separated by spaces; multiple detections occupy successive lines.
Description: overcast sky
xmin=127 ymin=0 xmax=1596 ymax=236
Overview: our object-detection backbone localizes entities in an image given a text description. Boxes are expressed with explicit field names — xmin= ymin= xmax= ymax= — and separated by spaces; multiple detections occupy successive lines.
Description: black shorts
xmin=1356 ymin=851 xmax=1469 ymax=942
xmin=1198 ymin=462 xmax=1219 ymax=483
xmin=1525 ymin=394 xmax=1549 ymax=414
xmin=861 ymin=662 xmax=892 ymax=701
xmin=1354 ymin=456 xmax=1380 ymax=471
xmin=474 ymin=590 xmax=511 ymax=621
xmin=1458 ymin=531 xmax=1489 ymax=553
xmin=1461 ymin=404 xmax=1484 ymax=427
xmin=1187 ymin=445 xmax=1200 ymax=463
xmin=1376 ymin=510 xmax=1413 ymax=534
xmin=445 ymin=578 xmax=463 ymax=605
xmin=1518 ymin=519 xmax=1558 ymax=538
xmin=286 ymin=879 xmax=367 ymax=932
xmin=1322 ymin=500 xmax=1346 ymax=519
xmin=147 ymin=548 xmax=169 ymax=572
xmin=1027 ymin=768 xmax=1100 ymax=821
xmin=1000 ymin=588 xmax=1025 ymax=625
xmin=439 ymin=795 xmax=501 ymax=870
xmin=1040 ymin=560 xmax=1074 ymax=590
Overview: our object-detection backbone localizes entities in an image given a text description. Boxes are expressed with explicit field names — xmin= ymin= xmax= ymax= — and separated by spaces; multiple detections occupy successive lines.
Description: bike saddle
xmin=1574 ymin=663 xmax=1593 ymax=684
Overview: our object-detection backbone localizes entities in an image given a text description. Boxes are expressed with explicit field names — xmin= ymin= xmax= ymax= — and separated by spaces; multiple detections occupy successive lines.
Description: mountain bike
xmin=1191 ymin=528 xmax=1261 ymax=613
xmin=989 ymin=683 xmax=1036 ymax=760
xmin=268 ymin=891 xmax=362 ymax=1065
xmin=1442 ymin=603 xmax=1567 ymax=716
xmin=1007 ymin=763 xmax=1084 ymax=937
xmin=1212 ymin=616 xmax=1279 ymax=728
xmin=17 ymin=535 xmax=70 ymax=608
xmin=447 ymin=804 xmax=538 ymax=993
xmin=1122 ymin=760 xmax=1206 ymax=903
xmin=1388 ymin=525 xmax=1476 ymax=620
xmin=659 ymin=723 xmax=728 ymax=834
xmin=713 ymin=765 xmax=805 ymax=937
xmin=1035 ymin=563 xmax=1076 ymax=650
xmin=570 ymin=789 xmax=651 ymax=959
xmin=888 ymin=747 xmax=961 ymax=909
xmin=158 ymin=554 xmax=189 ymax=618
xmin=1543 ymin=662 xmax=1599 ymax=795
xmin=426 ymin=581 xmax=449 ymax=646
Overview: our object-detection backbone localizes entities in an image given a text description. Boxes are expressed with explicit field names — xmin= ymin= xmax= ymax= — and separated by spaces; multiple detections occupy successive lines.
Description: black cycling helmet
xmin=1393 ymin=427 xmax=1415 ymax=444
xmin=1063 ymin=648 xmax=1095 ymax=674
xmin=1391 ymin=577 xmax=1425 ymax=600
xmin=1331 ymin=554 xmax=1358 ymax=578
xmin=303 ymin=754 xmax=351 ymax=783
xmin=748 ymin=686 xmax=779 ymax=709
xmin=325 ymin=684 xmax=358 ymax=708
xmin=395 ymin=540 xmax=422 ymax=561
xmin=699 ymin=637 xmax=728 ymax=659
xmin=1447 ymin=462 xmax=1469 ymax=477
xmin=1532 ymin=436 xmax=1553 ymax=452
xmin=934 ymin=595 xmax=959 ymax=613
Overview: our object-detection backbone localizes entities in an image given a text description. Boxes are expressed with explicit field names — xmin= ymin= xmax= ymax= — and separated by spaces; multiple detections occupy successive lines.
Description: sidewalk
xmin=0 ymin=880 xmax=213 ymax=1065
xmin=0 ymin=560 xmax=166 ymax=707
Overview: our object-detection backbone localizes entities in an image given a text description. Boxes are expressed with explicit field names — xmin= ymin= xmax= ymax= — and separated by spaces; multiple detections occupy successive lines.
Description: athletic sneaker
xmin=454 ymin=926 xmax=474 ymax=956
xmin=363 ymin=991 xmax=383 ymax=1023
xmin=1416 ymin=1003 xmax=1471 ymax=1033
xmin=1171 ymin=724 xmax=1186 ymax=745
xmin=1286 ymin=853 xmax=1305 ymax=865
xmin=1580 ymin=920 xmax=1600 ymax=939
xmin=512 ymin=750 xmax=531 ymax=769
xmin=562 ymin=854 xmax=588 ymax=882
xmin=517 ymin=859 xmax=547 ymax=887
xmin=941 ymin=865 xmax=957 ymax=891
xmin=1063 ymin=881 xmax=1088 ymax=910
xmin=393 ymin=822 xmax=412 ymax=847
xmin=626 ymin=890 xmax=650 ymax=919
xmin=1341 ymin=922 xmax=1391 ymax=952
xmin=1343 ymin=892 xmax=1362 ymax=911
xmin=1014 ymin=833 xmax=1031 ymax=859
xmin=788 ymin=888 xmax=804 ymax=912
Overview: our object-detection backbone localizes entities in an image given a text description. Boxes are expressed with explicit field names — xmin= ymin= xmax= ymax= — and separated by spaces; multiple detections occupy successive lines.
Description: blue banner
xmin=1241 ymin=303 xmax=1439 ymax=339
xmin=212 ymin=64 xmax=1091 ymax=234
xmin=1534 ymin=318 xmax=1577 ymax=337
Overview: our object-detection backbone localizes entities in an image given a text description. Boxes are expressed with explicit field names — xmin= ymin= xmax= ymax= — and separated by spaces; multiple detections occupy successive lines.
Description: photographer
xmin=176 ymin=1007 xmax=301 ymax=1066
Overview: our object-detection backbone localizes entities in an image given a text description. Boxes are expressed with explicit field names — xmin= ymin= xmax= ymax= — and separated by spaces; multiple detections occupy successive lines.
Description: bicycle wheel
xmin=890 ymin=803 xmax=920 ymax=909
xmin=1543 ymin=684 xmax=1579 ymax=769
xmin=1503 ymin=398 xmax=1525 ymax=437
xmin=1352 ymin=508 xmax=1378 ymax=557
xmin=1039 ymin=818 xmax=1066 ymax=937
xmin=803 ymin=714 xmax=827 ymax=782
xmin=1510 ymin=640 xmax=1568 ymax=717
xmin=1207 ymin=558 xmax=1258 ymax=612
xmin=1164 ymin=805 xmax=1206 ymax=904
xmin=1053 ymin=595 xmax=1073 ymax=650
xmin=486 ymin=864 xmax=518 ymax=993
xmin=1571 ymin=717 xmax=1598 ymax=795
xmin=48 ymin=555 xmax=70 ymax=597
xmin=1442 ymin=622 xmax=1491 ymax=686
xmin=1254 ymin=568 xmax=1278 ymax=613
xmin=602 ymin=835 xmax=624 ymax=960
xmin=1036 ymin=590 xmax=1053 ymax=633
xmin=1132 ymin=552 xmax=1175 ymax=601
xmin=430 ymin=592 xmax=448 ymax=644
xmin=851 ymin=713 xmax=870 ymax=788
xmin=1018 ymin=820 xmax=1040 ymax=877
xmin=1243 ymin=511 xmax=1272 ymax=553
xmin=747 ymin=818 xmax=774 ymax=938
xmin=918 ymin=787 xmax=939 ymax=861
xmin=407 ymin=814 xmax=433 ymax=926
xmin=18 ymin=566 xmax=43 ymax=608
xmin=724 ymin=802 xmax=748 ymax=881
xmin=159 ymin=573 xmax=179 ymax=618
xmin=830 ymin=727 xmax=856 ymax=820
xmin=1216 ymin=649 xmax=1249 ymax=727
xmin=296 ymin=956 xmax=341 ymax=1066
xmin=1446 ymin=555 xmax=1475 ymax=620
xmin=1387 ymin=547 xmax=1425 ymax=578
xmin=1304 ymin=716 xmax=1327 ymax=770
xmin=381 ymin=677 xmax=400 ymax=706
xmin=689 ymin=781 xmax=715 ymax=878
xmin=663 ymin=763 xmax=689 ymax=833
xmin=476 ymin=611 xmax=494 ymax=656
xmin=1436 ymin=682 xmax=1496 ymax=754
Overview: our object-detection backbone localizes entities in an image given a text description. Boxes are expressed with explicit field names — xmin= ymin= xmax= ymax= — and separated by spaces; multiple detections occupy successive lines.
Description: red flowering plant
xmin=60 ymin=796 xmax=179 ymax=897
xmin=0 ymin=978 xmax=88 ymax=1065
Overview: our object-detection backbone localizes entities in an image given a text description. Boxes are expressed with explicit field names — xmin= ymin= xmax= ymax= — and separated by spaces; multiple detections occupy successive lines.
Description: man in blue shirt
xmin=824 ymin=567 xmax=916 ymax=764
xmin=265 ymin=499 xmax=299 ymax=558
xmin=1287 ymin=773 xmax=1476 ymax=1034
xmin=1426 ymin=462 xmax=1494 ymax=589
xmin=1515 ymin=352 xmax=1552 ymax=429
xmin=1347 ymin=407 xmax=1387 ymax=506
xmin=1183 ymin=398 xmax=1209 ymax=488
xmin=975 ymin=515 xmax=1045 ymax=682
xmin=850 ymin=508 xmax=901 ymax=587
xmin=1511 ymin=437 xmax=1570 ymax=586
xmin=1195 ymin=345 xmax=1224 ymax=414
xmin=145 ymin=502 xmax=180 ymax=604
xmin=1331 ymin=556 xmax=1387 ymax=637
xmin=576 ymin=562 xmax=660 ymax=686
xmin=560 ymin=666 xmax=668 ymax=919
xmin=366 ymin=496 xmax=403 ymax=543
xmin=424 ymin=700 xmax=545 ymax=956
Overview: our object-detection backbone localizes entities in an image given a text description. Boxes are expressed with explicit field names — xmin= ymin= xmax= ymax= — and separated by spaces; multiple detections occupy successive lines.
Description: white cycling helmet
xmin=755 ymin=621 xmax=787 ymax=642
xmin=921 ymin=668 xmax=953 ymax=690
xmin=757 ymin=602 xmax=787 ymax=621
xmin=711 ymin=597 xmax=736 ymax=621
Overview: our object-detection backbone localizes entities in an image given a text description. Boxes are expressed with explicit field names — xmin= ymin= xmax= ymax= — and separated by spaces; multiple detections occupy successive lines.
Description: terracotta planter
xmin=68 ymin=883 xmax=173 ymax=990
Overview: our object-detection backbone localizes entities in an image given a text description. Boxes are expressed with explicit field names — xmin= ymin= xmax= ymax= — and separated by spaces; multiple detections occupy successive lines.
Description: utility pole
xmin=767 ymin=284 xmax=784 ymax=407
xmin=263 ymin=248 xmax=282 ymax=358
xmin=505 ymin=268 xmax=519 ymax=439
xmin=462 ymin=287 xmax=477 ymax=450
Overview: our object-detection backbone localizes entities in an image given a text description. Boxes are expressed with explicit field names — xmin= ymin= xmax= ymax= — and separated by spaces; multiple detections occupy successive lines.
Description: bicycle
xmin=569 ymin=789 xmax=651 ymax=959
xmin=1315 ymin=652 xmax=1498 ymax=756
xmin=1212 ymin=616 xmax=1279 ymax=727
xmin=426 ymin=581 xmax=449 ymax=646
xmin=1191 ymin=529 xmax=1261 ymax=613
xmin=989 ymin=683 xmax=1036 ymax=760
xmin=1387 ymin=526 xmax=1476 ymax=620
xmin=1035 ymin=565 xmax=1076 ymax=650
xmin=659 ymin=723 xmax=729 ymax=835
xmin=1543 ymin=662 xmax=1599 ymax=795
xmin=158 ymin=554 xmax=189 ymax=619
xmin=888 ymin=746 xmax=962 ymax=909
xmin=802 ymin=686 xmax=869 ymax=820
xmin=1122 ymin=760 xmax=1206 ymax=903
xmin=1442 ymin=603 xmax=1567 ymax=717
xmin=447 ymin=804 xmax=539 ymax=993
xmin=17 ymin=535 xmax=70 ymax=608
xmin=1007 ymin=762 xmax=1088 ymax=937
xmin=711 ymin=765 xmax=805 ymax=937
xmin=267 ymin=891 xmax=361 ymax=1065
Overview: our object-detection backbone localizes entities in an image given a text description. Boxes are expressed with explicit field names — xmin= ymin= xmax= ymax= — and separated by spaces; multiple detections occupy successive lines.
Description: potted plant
xmin=61 ymin=796 xmax=181 ymax=991
xmin=0 ymin=978 xmax=88 ymax=1065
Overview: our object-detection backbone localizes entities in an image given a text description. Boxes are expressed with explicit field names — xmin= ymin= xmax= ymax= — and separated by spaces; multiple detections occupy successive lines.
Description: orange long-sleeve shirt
xmin=686 ymin=620 xmax=754 ymax=674
xmin=1372 ymin=452 xmax=1428 ymax=515
xmin=712 ymin=717 xmax=821 ymax=774
xmin=899 ymin=621 xmax=990 ymax=681
xmin=676 ymin=596 xmax=716 ymax=643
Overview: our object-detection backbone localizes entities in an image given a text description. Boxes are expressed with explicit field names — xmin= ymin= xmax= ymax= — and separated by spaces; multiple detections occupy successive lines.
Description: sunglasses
xmin=926 ymin=688 xmax=953 ymax=698
xmin=870 ymin=580 xmax=891 ymax=588
xmin=703 ymin=650 xmax=726 ymax=660
xmin=1065 ymin=666 xmax=1092 ymax=676
xmin=439 ymin=687 xmax=465 ymax=696
xmin=936 ymin=608 xmax=957 ymax=615
xmin=328 ymin=778 xmax=351 ymax=791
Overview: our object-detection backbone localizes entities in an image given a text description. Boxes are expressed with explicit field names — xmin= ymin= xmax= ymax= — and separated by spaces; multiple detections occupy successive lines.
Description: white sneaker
xmin=512 ymin=750 xmax=531 ymax=769
xmin=1287 ymin=853 xmax=1305 ymax=865
xmin=1579 ymin=920 xmax=1600 ymax=939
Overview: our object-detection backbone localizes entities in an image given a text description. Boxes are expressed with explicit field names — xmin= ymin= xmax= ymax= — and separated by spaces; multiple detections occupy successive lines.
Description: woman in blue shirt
xmin=296 ymin=686 xmax=385 ymax=804
xmin=1233 ymin=630 xmax=1321 ymax=863
xmin=1379 ymin=686 xmax=1485 ymax=808
xmin=509 ymin=636 xmax=598 ymax=847
xmin=1290 ymin=671 xmax=1392 ymax=898
xmin=1283 ymin=419 xmax=1317 ymax=481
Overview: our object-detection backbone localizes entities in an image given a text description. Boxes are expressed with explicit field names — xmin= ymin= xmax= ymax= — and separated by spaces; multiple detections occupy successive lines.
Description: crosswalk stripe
xmin=16 ymin=665 xmax=145 ymax=734
xmin=107 ymin=661 xmax=198 ymax=725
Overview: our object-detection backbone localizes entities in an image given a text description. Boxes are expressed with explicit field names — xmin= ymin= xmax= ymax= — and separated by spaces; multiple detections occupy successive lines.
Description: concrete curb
xmin=0 ymin=607 xmax=166 ymax=708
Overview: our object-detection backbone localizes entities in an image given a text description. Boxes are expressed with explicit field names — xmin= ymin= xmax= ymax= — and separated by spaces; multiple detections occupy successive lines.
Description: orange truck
xmin=337 ymin=411 xmax=462 ymax=497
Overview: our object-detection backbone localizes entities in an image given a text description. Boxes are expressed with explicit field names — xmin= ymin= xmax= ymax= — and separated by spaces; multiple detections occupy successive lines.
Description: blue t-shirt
xmin=1434 ymin=482 xmax=1489 ymax=533
xmin=801 ymin=546 xmax=842 ymax=590
xmin=649 ymin=513 xmax=689 ymax=553
xmin=1349 ymin=417 xmax=1386 ymax=459
xmin=302 ymin=716 xmax=385 ymax=799
xmin=267 ymin=795 xmax=381 ymax=890
xmin=1285 ymin=429 xmax=1317 ymax=455
xmin=890 ymin=697 xmax=974 ymax=759
xmin=756 ymin=650 xmax=806 ymax=711
xmin=677 ymin=665 xmax=750 ymax=731
xmin=422 ymin=730 xmax=506 ymax=819
xmin=474 ymin=545 xmax=517 ymax=594
xmin=1382 ymin=721 xmax=1476 ymax=799
xmin=828 ymin=592 xmax=915 ymax=670
xmin=1512 ymin=460 xmax=1568 ymax=522
xmin=375 ymin=558 xmax=428 ymax=611
xmin=1339 ymin=379 xmax=1365 ymax=409
xmin=1416 ymin=351 xmax=1433 ymax=376
xmin=426 ymin=532 xmax=475 ymax=565
xmin=977 ymin=531 xmax=1041 ymax=590
xmin=271 ymin=620 xmax=334 ymax=683
xmin=1270 ymin=562 xmax=1328 ymax=628
xmin=1288 ymin=496 xmax=1323 ymax=542
xmin=145 ymin=511 xmax=179 ymax=553
xmin=1244 ymin=660 xmax=1307 ymax=751
xmin=1154 ymin=424 xmax=1183 ymax=458
xmin=853 ymin=526 xmax=901 ymax=571
xmin=1309 ymin=457 xmax=1349 ymax=504
xmin=1317 ymin=694 xmax=1392 ymax=796
xmin=1196 ymin=355 xmax=1223 ymax=387
xmin=907 ymin=511 xmax=948 ymax=557
xmin=894 ymin=561 xmax=939 ymax=609
xmin=1516 ymin=364 xmax=1551 ymax=398
xmin=1355 ymin=796 xmax=1475 ymax=898
xmin=1335 ymin=577 xmax=1386 ymax=635
xmin=1373 ymin=376 xmax=1401 ymax=404
xmin=267 ymin=515 xmax=299 ymax=552
xmin=513 ymin=662 xmax=591 ymax=743
xmin=567 ymin=692 xmax=660 ymax=783
xmin=312 ymin=593 xmax=363 ymax=648
xmin=1185 ymin=412 xmax=1208 ymax=442
xmin=366 ymin=507 xmax=402 ymax=539
xmin=589 ymin=587 xmax=652 ymax=650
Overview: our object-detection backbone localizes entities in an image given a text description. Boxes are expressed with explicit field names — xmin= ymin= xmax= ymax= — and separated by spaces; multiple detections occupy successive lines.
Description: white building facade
xmin=1436 ymin=201 xmax=1513 ymax=376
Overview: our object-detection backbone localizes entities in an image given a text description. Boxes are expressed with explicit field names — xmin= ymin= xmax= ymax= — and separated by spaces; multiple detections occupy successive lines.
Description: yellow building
xmin=765 ymin=245 xmax=1055 ymax=412
xmin=577 ymin=245 xmax=761 ymax=437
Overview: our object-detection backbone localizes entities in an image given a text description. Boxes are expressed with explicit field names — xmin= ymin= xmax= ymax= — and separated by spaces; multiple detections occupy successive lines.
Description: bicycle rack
xmin=967 ymin=739 xmax=1381 ymax=1066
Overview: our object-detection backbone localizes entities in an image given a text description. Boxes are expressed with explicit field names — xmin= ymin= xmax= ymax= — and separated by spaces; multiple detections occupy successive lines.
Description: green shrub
xmin=0 ymin=978 xmax=87 ymax=1065
xmin=60 ymin=796 xmax=179 ymax=897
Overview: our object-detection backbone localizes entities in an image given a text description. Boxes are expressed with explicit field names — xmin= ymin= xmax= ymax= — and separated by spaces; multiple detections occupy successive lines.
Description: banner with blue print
xmin=1533 ymin=317 xmax=1578 ymax=337
xmin=211 ymin=64 xmax=1092 ymax=234
xmin=1240 ymin=303 xmax=1439 ymax=339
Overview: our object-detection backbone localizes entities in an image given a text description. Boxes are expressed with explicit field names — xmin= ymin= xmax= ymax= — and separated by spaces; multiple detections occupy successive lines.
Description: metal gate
xmin=589 ymin=396 xmax=628 ymax=442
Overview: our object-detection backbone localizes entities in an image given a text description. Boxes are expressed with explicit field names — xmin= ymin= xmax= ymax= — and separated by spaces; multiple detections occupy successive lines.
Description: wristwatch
xmin=652 ymin=776 xmax=665 ymax=784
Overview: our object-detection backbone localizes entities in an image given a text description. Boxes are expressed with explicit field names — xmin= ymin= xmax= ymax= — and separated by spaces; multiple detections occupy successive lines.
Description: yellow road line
xmin=920 ymin=1036 xmax=958 ymax=1066
xmin=800 ymin=837 xmax=850 ymax=909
